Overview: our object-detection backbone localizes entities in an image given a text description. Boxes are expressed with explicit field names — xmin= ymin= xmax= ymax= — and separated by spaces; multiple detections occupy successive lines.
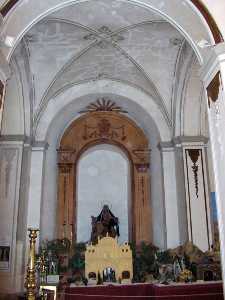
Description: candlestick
xmin=25 ymin=228 xmax=39 ymax=300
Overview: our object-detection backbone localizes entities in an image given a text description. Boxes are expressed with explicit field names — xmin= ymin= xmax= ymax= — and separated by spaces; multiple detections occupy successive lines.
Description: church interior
xmin=0 ymin=0 xmax=225 ymax=299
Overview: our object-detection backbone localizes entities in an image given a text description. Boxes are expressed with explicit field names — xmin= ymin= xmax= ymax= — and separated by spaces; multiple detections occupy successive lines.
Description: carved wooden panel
xmin=57 ymin=111 xmax=151 ymax=244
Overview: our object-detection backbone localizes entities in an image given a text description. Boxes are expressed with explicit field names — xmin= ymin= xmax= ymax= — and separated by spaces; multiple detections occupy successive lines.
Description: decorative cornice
xmin=173 ymin=136 xmax=208 ymax=147
xmin=158 ymin=141 xmax=174 ymax=152
xmin=0 ymin=134 xmax=27 ymax=142
xmin=158 ymin=136 xmax=208 ymax=151
xmin=200 ymin=42 xmax=225 ymax=84
xmin=31 ymin=141 xmax=49 ymax=150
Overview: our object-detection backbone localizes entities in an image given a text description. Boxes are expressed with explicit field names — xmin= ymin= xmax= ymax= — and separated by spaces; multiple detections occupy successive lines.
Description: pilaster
xmin=0 ymin=138 xmax=23 ymax=292
xmin=176 ymin=138 xmax=212 ymax=251
xmin=159 ymin=142 xmax=180 ymax=248
xmin=27 ymin=142 xmax=48 ymax=244
xmin=201 ymin=42 xmax=225 ymax=287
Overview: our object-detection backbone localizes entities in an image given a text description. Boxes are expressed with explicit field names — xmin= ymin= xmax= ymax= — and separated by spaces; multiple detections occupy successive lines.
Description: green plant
xmin=69 ymin=242 xmax=86 ymax=272
xmin=132 ymin=242 xmax=158 ymax=282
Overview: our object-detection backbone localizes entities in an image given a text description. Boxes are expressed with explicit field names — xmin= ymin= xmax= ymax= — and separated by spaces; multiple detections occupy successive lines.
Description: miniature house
xmin=85 ymin=236 xmax=133 ymax=283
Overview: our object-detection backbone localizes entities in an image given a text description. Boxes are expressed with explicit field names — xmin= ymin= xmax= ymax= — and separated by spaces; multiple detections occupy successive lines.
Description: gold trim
xmin=25 ymin=228 xmax=39 ymax=300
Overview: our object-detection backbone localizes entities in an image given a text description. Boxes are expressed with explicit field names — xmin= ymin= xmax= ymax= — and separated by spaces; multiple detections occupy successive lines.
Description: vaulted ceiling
xmin=11 ymin=0 xmax=203 ymax=137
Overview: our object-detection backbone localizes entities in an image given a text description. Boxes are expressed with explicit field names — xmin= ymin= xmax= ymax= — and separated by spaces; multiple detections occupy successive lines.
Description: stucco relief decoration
xmin=83 ymin=26 xmax=125 ymax=49
xmin=207 ymin=71 xmax=223 ymax=116
xmin=133 ymin=149 xmax=150 ymax=172
xmin=81 ymin=99 xmax=127 ymax=141
xmin=57 ymin=150 xmax=76 ymax=174
xmin=80 ymin=98 xmax=127 ymax=113
xmin=0 ymin=149 xmax=16 ymax=199
xmin=83 ymin=118 xmax=126 ymax=141
xmin=188 ymin=149 xmax=200 ymax=198
xmin=59 ymin=164 xmax=71 ymax=174
xmin=58 ymin=150 xmax=76 ymax=164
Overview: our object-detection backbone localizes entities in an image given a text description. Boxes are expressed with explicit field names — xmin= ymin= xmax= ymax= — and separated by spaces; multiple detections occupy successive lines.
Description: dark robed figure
xmin=90 ymin=205 xmax=120 ymax=244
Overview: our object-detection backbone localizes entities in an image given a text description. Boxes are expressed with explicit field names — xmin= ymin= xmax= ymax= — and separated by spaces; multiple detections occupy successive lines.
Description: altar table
xmin=64 ymin=281 xmax=223 ymax=300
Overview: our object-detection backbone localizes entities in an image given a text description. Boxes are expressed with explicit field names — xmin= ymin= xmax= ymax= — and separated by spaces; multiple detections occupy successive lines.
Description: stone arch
xmin=57 ymin=111 xmax=152 ymax=245
xmin=35 ymin=80 xmax=171 ymax=142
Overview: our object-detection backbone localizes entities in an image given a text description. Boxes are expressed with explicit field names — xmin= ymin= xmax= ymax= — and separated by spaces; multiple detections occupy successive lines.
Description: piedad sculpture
xmin=90 ymin=205 xmax=120 ymax=244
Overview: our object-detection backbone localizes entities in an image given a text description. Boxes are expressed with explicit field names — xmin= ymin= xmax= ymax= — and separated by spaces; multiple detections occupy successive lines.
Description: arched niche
xmin=57 ymin=111 xmax=152 ymax=245
xmin=76 ymin=144 xmax=130 ymax=243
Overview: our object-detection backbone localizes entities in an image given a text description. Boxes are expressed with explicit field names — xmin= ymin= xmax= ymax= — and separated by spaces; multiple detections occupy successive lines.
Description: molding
xmin=0 ymin=135 xmax=49 ymax=149
xmin=0 ymin=134 xmax=26 ymax=142
xmin=173 ymin=136 xmax=208 ymax=147
xmin=158 ymin=136 xmax=209 ymax=151
xmin=200 ymin=42 xmax=225 ymax=85
xmin=31 ymin=141 xmax=49 ymax=151
xmin=158 ymin=141 xmax=174 ymax=152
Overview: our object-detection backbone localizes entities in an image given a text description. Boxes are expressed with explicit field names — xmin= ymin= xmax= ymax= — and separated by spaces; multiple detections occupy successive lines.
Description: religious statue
xmin=90 ymin=205 xmax=120 ymax=244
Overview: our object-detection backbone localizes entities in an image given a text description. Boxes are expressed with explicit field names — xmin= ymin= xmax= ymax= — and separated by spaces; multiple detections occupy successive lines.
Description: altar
xmin=64 ymin=282 xmax=224 ymax=300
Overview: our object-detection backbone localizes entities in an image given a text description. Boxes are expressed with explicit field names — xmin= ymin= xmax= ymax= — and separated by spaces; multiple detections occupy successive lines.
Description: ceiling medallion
xmin=79 ymin=98 xmax=127 ymax=114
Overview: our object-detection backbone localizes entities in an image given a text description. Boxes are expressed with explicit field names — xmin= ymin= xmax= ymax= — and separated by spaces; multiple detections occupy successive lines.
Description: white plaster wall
xmin=174 ymin=146 xmax=188 ymax=245
xmin=27 ymin=146 xmax=46 ymax=231
xmin=0 ymin=142 xmax=23 ymax=293
xmin=150 ymin=133 xmax=166 ymax=248
xmin=1 ymin=68 xmax=24 ymax=135
xmin=161 ymin=147 xmax=180 ymax=248
xmin=182 ymin=58 xmax=203 ymax=136
xmin=40 ymin=142 xmax=58 ymax=241
xmin=77 ymin=144 xmax=129 ymax=243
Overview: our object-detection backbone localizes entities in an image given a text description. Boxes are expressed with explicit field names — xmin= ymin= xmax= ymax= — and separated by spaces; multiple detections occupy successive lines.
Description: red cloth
xmin=64 ymin=282 xmax=223 ymax=300
xmin=65 ymin=284 xmax=154 ymax=299
xmin=153 ymin=282 xmax=223 ymax=300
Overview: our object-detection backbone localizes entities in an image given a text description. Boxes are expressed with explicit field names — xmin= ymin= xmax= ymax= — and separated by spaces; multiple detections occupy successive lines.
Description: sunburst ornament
xmin=79 ymin=98 xmax=127 ymax=114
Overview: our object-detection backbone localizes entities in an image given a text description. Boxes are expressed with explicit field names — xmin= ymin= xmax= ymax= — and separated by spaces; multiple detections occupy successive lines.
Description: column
xmin=57 ymin=149 xmax=76 ymax=242
xmin=201 ymin=42 xmax=225 ymax=287
xmin=133 ymin=162 xmax=152 ymax=244
xmin=27 ymin=142 xmax=48 ymax=239
xmin=182 ymin=141 xmax=212 ymax=251
xmin=160 ymin=142 xmax=180 ymax=248
xmin=173 ymin=140 xmax=188 ymax=245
